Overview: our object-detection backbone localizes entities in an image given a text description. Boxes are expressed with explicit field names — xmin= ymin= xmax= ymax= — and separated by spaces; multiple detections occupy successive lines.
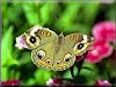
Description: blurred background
xmin=2 ymin=1 xmax=116 ymax=86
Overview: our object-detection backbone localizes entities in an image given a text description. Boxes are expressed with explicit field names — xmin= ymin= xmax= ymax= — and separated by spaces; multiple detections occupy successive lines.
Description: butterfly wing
xmin=31 ymin=41 xmax=57 ymax=70
xmin=21 ymin=25 xmax=58 ymax=49
xmin=65 ymin=33 xmax=93 ymax=56
xmin=51 ymin=33 xmax=93 ymax=71
xmin=52 ymin=43 xmax=76 ymax=71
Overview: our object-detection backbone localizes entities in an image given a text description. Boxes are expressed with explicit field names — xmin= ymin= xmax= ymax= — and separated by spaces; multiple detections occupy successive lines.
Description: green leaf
xmin=2 ymin=26 xmax=19 ymax=67
xmin=63 ymin=70 xmax=72 ymax=79
xmin=56 ymin=22 xmax=90 ymax=34
xmin=81 ymin=61 xmax=99 ymax=85
xmin=23 ymin=78 xmax=36 ymax=86
xmin=22 ymin=3 xmax=40 ymax=25
xmin=40 ymin=3 xmax=59 ymax=25
xmin=63 ymin=66 xmax=78 ymax=79
xmin=82 ymin=3 xmax=100 ymax=25
xmin=1 ymin=67 xmax=8 ymax=81
xmin=106 ymin=4 xmax=116 ymax=21
xmin=19 ymin=51 xmax=31 ymax=65
xmin=34 ymin=69 xmax=53 ymax=85
xmin=8 ymin=69 xmax=20 ymax=80
xmin=2 ymin=26 xmax=19 ymax=80
xmin=15 ymin=71 xmax=20 ymax=80
xmin=57 ymin=3 xmax=82 ymax=24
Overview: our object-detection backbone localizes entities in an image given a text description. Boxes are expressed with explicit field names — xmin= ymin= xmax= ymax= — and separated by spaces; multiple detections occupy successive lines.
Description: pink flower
xmin=92 ymin=21 xmax=116 ymax=43
xmin=95 ymin=80 xmax=111 ymax=87
xmin=46 ymin=78 xmax=61 ymax=87
xmin=1 ymin=80 xmax=20 ymax=86
xmin=86 ymin=21 xmax=115 ymax=63
xmin=15 ymin=35 xmax=29 ymax=50
xmin=86 ymin=40 xmax=113 ymax=63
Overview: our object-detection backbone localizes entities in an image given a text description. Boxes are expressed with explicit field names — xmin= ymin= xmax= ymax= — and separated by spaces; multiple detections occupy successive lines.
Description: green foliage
xmin=2 ymin=26 xmax=19 ymax=80
xmin=34 ymin=69 xmax=53 ymax=85
xmin=40 ymin=3 xmax=59 ymax=25
xmin=2 ymin=1 xmax=115 ymax=86
xmin=22 ymin=3 xmax=40 ymax=25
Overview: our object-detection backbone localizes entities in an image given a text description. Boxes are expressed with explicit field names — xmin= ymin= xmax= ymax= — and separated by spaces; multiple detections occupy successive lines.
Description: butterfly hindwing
xmin=52 ymin=39 xmax=76 ymax=71
xmin=31 ymin=42 xmax=56 ymax=70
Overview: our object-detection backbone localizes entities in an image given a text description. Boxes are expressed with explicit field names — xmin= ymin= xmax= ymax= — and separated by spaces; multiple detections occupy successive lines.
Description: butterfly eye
xmin=65 ymin=58 xmax=70 ymax=62
xmin=73 ymin=42 xmax=88 ymax=56
xmin=26 ymin=35 xmax=40 ymax=49
xmin=37 ymin=50 xmax=45 ymax=59
xmin=29 ymin=36 xmax=36 ymax=44
xmin=56 ymin=60 xmax=61 ymax=64
xmin=77 ymin=43 xmax=84 ymax=50
xmin=46 ymin=58 xmax=51 ymax=64
xmin=64 ymin=53 xmax=72 ymax=63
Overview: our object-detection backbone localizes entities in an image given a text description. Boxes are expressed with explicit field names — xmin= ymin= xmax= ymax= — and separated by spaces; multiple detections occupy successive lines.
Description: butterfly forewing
xmin=22 ymin=26 xmax=58 ymax=49
xmin=65 ymin=33 xmax=93 ymax=56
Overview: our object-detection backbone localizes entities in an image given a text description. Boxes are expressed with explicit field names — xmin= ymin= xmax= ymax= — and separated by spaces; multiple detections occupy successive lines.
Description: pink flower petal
xmin=95 ymin=80 xmax=111 ymax=87
xmin=86 ymin=49 xmax=102 ymax=63
xmin=15 ymin=35 xmax=29 ymax=50
xmin=1 ymin=80 xmax=20 ymax=86
xmin=92 ymin=21 xmax=116 ymax=43
xmin=46 ymin=78 xmax=61 ymax=86
xmin=86 ymin=40 xmax=113 ymax=63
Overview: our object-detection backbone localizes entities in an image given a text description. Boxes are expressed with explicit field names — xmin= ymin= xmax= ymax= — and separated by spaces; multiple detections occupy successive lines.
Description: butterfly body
xmin=17 ymin=26 xmax=93 ymax=71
